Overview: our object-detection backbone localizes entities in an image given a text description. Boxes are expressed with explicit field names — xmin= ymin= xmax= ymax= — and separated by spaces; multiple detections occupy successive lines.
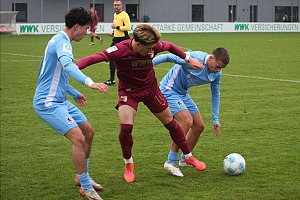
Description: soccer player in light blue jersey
xmin=33 ymin=7 xmax=108 ymax=200
xmin=153 ymin=47 xmax=230 ymax=177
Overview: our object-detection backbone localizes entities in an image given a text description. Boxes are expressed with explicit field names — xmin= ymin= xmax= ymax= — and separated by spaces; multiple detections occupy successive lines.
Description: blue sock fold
xmin=77 ymin=172 xmax=92 ymax=190
xmin=86 ymin=158 xmax=90 ymax=172
xmin=167 ymin=150 xmax=178 ymax=163
xmin=180 ymin=151 xmax=192 ymax=162
xmin=180 ymin=153 xmax=185 ymax=163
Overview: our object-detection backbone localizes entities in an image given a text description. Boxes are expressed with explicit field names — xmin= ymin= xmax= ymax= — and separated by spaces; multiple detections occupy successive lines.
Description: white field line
xmin=1 ymin=60 xmax=41 ymax=62
xmin=155 ymin=67 xmax=300 ymax=84
xmin=222 ymin=74 xmax=300 ymax=83
xmin=1 ymin=52 xmax=42 ymax=58
xmin=2 ymin=52 xmax=299 ymax=83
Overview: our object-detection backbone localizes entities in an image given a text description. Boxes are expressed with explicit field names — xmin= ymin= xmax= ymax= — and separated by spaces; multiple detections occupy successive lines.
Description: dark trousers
xmin=108 ymin=36 xmax=130 ymax=81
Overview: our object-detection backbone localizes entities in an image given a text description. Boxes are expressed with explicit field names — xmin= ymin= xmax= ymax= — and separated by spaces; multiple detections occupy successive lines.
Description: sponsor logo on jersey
xmin=106 ymin=46 xmax=118 ymax=53
xmin=132 ymin=59 xmax=151 ymax=68
xmin=62 ymin=43 xmax=72 ymax=54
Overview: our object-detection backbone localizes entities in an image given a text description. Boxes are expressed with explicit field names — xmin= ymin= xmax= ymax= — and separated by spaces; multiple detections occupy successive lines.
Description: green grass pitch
xmin=1 ymin=32 xmax=300 ymax=199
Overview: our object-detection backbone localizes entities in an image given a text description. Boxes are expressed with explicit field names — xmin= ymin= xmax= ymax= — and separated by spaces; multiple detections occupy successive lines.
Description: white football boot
xmin=164 ymin=161 xmax=184 ymax=177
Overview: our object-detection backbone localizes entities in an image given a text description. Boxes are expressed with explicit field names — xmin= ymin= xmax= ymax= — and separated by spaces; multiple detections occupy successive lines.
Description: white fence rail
xmin=16 ymin=22 xmax=300 ymax=35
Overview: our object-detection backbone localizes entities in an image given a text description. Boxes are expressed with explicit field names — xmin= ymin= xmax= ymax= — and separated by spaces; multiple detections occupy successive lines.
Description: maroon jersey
xmin=77 ymin=39 xmax=186 ymax=91
xmin=90 ymin=12 xmax=99 ymax=31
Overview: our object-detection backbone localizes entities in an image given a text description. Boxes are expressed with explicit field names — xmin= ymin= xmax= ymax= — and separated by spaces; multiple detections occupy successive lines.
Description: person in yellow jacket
xmin=105 ymin=0 xmax=131 ymax=85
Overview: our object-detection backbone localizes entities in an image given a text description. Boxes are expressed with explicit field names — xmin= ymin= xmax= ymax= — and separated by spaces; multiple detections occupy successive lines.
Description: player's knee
xmin=72 ymin=132 xmax=86 ymax=147
xmin=119 ymin=124 xmax=134 ymax=149
xmin=120 ymin=124 xmax=133 ymax=135
xmin=180 ymin=116 xmax=193 ymax=131
xmin=194 ymin=122 xmax=205 ymax=133
xmin=82 ymin=124 xmax=94 ymax=139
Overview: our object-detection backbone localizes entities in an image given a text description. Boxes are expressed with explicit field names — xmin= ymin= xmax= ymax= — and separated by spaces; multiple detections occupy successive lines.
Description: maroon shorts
xmin=116 ymin=84 xmax=169 ymax=113
xmin=90 ymin=26 xmax=96 ymax=33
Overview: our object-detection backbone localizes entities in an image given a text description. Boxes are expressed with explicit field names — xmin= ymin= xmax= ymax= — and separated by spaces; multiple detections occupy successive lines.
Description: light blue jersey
xmin=153 ymin=51 xmax=222 ymax=124
xmin=33 ymin=31 xmax=89 ymax=135
xmin=34 ymin=31 xmax=87 ymax=109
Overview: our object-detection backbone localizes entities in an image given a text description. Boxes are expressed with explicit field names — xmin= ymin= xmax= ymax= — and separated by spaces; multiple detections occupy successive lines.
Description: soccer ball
xmin=223 ymin=153 xmax=246 ymax=175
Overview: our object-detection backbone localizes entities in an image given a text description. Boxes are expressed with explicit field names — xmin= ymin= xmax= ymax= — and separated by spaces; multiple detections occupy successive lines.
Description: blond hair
xmin=133 ymin=24 xmax=161 ymax=45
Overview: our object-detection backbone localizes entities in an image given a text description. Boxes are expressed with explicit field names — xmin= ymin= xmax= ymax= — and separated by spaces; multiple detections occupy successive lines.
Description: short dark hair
xmin=65 ymin=7 xmax=92 ymax=29
xmin=212 ymin=47 xmax=230 ymax=65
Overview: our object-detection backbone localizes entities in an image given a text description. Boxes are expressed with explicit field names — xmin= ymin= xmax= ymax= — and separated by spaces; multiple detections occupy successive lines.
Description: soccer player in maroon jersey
xmin=89 ymin=7 xmax=103 ymax=46
xmin=76 ymin=24 xmax=206 ymax=183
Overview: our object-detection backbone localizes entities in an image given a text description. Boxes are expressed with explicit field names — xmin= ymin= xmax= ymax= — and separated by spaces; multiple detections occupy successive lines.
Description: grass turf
xmin=1 ymin=32 xmax=300 ymax=199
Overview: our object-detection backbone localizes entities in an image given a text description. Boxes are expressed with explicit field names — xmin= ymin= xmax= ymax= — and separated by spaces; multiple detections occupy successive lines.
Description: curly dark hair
xmin=65 ymin=7 xmax=92 ymax=29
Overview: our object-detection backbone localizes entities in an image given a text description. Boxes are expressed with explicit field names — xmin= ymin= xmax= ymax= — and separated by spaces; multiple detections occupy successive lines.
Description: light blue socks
xmin=77 ymin=172 xmax=92 ymax=190
xmin=77 ymin=158 xmax=91 ymax=190
xmin=167 ymin=150 xmax=178 ymax=163
xmin=86 ymin=158 xmax=90 ymax=171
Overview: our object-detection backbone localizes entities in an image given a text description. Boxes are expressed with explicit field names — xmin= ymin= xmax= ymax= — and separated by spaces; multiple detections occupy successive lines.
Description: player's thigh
xmin=64 ymin=126 xmax=85 ymax=145
xmin=174 ymin=109 xmax=193 ymax=126
xmin=118 ymin=105 xmax=136 ymax=124
xmin=182 ymin=94 xmax=204 ymax=128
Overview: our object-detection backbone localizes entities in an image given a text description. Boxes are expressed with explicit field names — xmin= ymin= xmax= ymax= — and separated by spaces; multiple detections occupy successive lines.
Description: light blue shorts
xmin=34 ymin=100 xmax=87 ymax=135
xmin=160 ymin=87 xmax=199 ymax=116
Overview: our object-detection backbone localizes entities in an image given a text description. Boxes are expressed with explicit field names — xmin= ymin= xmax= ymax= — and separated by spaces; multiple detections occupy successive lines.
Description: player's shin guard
xmin=119 ymin=124 xmax=134 ymax=159
xmin=165 ymin=119 xmax=190 ymax=154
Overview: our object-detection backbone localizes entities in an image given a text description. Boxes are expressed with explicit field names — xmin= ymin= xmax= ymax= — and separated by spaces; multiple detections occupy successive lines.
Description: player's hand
xmin=111 ymin=23 xmax=117 ymax=29
xmin=187 ymin=58 xmax=204 ymax=70
xmin=214 ymin=124 xmax=220 ymax=136
xmin=90 ymin=83 xmax=109 ymax=94
xmin=75 ymin=94 xmax=88 ymax=106
xmin=109 ymin=32 xmax=114 ymax=37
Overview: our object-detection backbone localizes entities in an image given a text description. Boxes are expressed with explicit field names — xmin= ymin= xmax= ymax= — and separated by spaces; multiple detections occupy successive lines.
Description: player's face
xmin=114 ymin=1 xmax=122 ymax=13
xmin=135 ymin=42 xmax=156 ymax=56
xmin=73 ymin=24 xmax=89 ymax=42
xmin=208 ymin=56 xmax=227 ymax=73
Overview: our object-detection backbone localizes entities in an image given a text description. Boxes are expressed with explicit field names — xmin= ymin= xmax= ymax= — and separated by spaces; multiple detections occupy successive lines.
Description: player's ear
xmin=73 ymin=23 xmax=79 ymax=31
xmin=135 ymin=41 xmax=142 ymax=46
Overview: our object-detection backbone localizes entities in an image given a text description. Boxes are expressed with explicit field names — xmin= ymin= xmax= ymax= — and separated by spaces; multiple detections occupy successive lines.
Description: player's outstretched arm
xmin=59 ymin=55 xmax=109 ymax=94
xmin=76 ymin=52 xmax=107 ymax=70
xmin=159 ymin=41 xmax=204 ymax=70
xmin=152 ymin=53 xmax=184 ymax=66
